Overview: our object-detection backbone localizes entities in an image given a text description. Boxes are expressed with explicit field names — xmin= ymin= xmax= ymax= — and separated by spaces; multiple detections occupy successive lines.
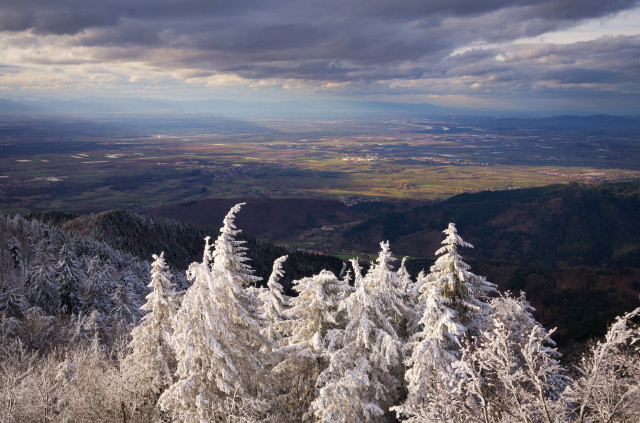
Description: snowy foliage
xmin=82 ymin=255 xmax=112 ymax=316
xmin=8 ymin=237 xmax=23 ymax=274
xmin=159 ymin=204 xmax=268 ymax=422
xmin=258 ymin=255 xmax=288 ymax=342
xmin=396 ymin=223 xmax=498 ymax=420
xmin=564 ymin=307 xmax=640 ymax=422
xmin=396 ymin=269 xmax=466 ymax=418
xmin=0 ymin=281 xmax=28 ymax=318
xmin=363 ymin=241 xmax=416 ymax=337
xmin=1 ymin=211 xmax=640 ymax=422
xmin=312 ymin=246 xmax=406 ymax=422
xmin=273 ymin=269 xmax=350 ymax=420
xmin=428 ymin=223 xmax=496 ymax=327
xmin=123 ymin=252 xmax=180 ymax=408
xmin=56 ymin=243 xmax=83 ymax=315
xmin=26 ymin=239 xmax=59 ymax=314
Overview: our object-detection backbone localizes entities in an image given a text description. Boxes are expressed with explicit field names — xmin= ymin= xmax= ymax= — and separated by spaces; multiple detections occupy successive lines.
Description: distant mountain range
xmin=0 ymin=96 xmax=444 ymax=118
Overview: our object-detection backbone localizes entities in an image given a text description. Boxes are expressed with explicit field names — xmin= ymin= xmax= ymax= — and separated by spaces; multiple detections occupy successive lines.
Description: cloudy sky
xmin=1 ymin=0 xmax=639 ymax=114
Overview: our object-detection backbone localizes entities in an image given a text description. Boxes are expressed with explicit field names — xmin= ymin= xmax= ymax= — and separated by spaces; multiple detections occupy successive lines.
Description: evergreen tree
xmin=110 ymin=280 xmax=140 ymax=326
xmin=397 ymin=257 xmax=418 ymax=312
xmin=55 ymin=243 xmax=83 ymax=315
xmin=82 ymin=255 xmax=112 ymax=316
xmin=25 ymin=239 xmax=59 ymax=314
xmin=426 ymin=223 xmax=496 ymax=329
xmin=363 ymin=241 xmax=416 ymax=338
xmin=123 ymin=252 xmax=179 ymax=407
xmin=8 ymin=237 xmax=23 ymax=274
xmin=274 ymin=269 xmax=351 ymax=420
xmin=395 ymin=223 xmax=496 ymax=419
xmin=159 ymin=204 xmax=268 ymax=421
xmin=394 ymin=270 xmax=466 ymax=419
xmin=258 ymin=255 xmax=288 ymax=342
xmin=212 ymin=203 xmax=261 ymax=289
xmin=0 ymin=282 xmax=28 ymax=318
xmin=312 ymin=272 xmax=404 ymax=422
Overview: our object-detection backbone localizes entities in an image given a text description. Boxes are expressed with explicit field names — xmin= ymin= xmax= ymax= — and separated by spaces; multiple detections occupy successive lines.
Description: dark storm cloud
xmin=1 ymin=0 xmax=639 ymax=104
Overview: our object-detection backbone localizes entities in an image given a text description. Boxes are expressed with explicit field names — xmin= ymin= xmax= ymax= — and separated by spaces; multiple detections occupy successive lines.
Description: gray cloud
xmin=1 ymin=0 xmax=639 ymax=111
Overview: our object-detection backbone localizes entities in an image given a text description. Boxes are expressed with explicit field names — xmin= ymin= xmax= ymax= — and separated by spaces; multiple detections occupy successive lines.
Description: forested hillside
xmin=1 ymin=204 xmax=637 ymax=422
xmin=0 ymin=208 xmax=343 ymax=356
xmin=27 ymin=209 xmax=344 ymax=291
xmin=339 ymin=182 xmax=640 ymax=267
xmin=339 ymin=182 xmax=640 ymax=344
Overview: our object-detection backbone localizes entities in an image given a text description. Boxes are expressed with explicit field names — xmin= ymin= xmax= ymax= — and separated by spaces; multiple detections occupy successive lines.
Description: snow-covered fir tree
xmin=8 ymin=237 xmax=23 ymax=275
xmin=211 ymin=203 xmax=262 ymax=289
xmin=82 ymin=255 xmax=112 ymax=316
xmin=312 ymin=248 xmax=405 ymax=422
xmin=258 ymin=255 xmax=288 ymax=342
xmin=55 ymin=243 xmax=83 ymax=315
xmin=395 ymin=223 xmax=497 ymax=420
xmin=426 ymin=223 xmax=496 ymax=328
xmin=109 ymin=279 xmax=140 ymax=326
xmin=159 ymin=204 xmax=268 ymax=422
xmin=394 ymin=269 xmax=467 ymax=420
xmin=397 ymin=256 xmax=418 ymax=312
xmin=274 ymin=269 xmax=351 ymax=420
xmin=0 ymin=282 xmax=28 ymax=318
xmin=363 ymin=241 xmax=416 ymax=338
xmin=25 ymin=239 xmax=59 ymax=314
xmin=123 ymin=252 xmax=179 ymax=408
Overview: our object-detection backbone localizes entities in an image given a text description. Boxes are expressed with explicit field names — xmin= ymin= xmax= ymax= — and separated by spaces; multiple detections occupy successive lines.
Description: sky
xmin=1 ymin=0 xmax=640 ymax=115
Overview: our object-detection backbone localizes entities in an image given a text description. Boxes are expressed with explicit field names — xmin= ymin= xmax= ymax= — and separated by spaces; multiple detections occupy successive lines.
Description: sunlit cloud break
xmin=1 ymin=0 xmax=639 ymax=114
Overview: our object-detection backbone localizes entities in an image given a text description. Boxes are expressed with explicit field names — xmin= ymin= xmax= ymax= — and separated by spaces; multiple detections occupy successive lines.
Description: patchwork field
xmin=1 ymin=114 xmax=639 ymax=213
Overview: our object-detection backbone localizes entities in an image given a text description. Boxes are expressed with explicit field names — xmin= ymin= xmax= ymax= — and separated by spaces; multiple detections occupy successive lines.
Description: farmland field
xmin=1 ymin=114 xmax=639 ymax=213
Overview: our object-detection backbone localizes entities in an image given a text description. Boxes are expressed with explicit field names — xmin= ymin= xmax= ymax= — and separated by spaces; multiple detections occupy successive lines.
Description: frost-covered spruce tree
xmin=393 ymin=269 xmax=467 ymax=419
xmin=8 ymin=236 xmax=23 ymax=275
xmin=123 ymin=252 xmax=179 ymax=408
xmin=273 ymin=269 xmax=351 ymax=420
xmin=395 ymin=223 xmax=496 ymax=419
xmin=258 ymin=255 xmax=288 ymax=342
xmin=211 ymin=203 xmax=262 ymax=289
xmin=159 ymin=204 xmax=268 ymax=422
xmin=55 ymin=243 xmax=83 ymax=315
xmin=109 ymin=278 xmax=141 ymax=326
xmin=363 ymin=242 xmax=416 ymax=338
xmin=426 ymin=223 xmax=496 ymax=330
xmin=25 ymin=239 xmax=59 ymax=314
xmin=82 ymin=255 xmax=112 ymax=316
xmin=0 ymin=282 xmax=28 ymax=318
xmin=312 ymin=268 xmax=404 ymax=422
xmin=397 ymin=257 xmax=418 ymax=312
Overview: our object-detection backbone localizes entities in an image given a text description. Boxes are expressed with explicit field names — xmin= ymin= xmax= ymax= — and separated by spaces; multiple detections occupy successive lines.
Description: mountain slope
xmin=338 ymin=182 xmax=640 ymax=267
xmin=35 ymin=209 xmax=345 ymax=291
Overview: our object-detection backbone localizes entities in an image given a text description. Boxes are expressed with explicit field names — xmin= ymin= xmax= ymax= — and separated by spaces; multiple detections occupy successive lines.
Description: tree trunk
xmin=120 ymin=401 xmax=128 ymax=423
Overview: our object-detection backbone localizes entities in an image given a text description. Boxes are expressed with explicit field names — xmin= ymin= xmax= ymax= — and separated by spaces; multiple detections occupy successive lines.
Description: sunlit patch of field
xmin=1 ymin=116 xmax=639 ymax=213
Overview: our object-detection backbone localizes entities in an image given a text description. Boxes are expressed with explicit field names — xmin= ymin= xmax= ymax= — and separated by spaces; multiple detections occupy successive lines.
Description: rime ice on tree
xmin=159 ymin=204 xmax=268 ymax=422
xmin=395 ymin=223 xmax=496 ymax=420
xmin=312 ymin=243 xmax=406 ymax=423
xmin=123 ymin=252 xmax=179 ymax=406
